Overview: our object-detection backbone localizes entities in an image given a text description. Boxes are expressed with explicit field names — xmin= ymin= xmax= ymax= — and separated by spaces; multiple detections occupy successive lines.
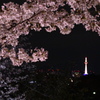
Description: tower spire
xmin=84 ymin=57 xmax=88 ymax=75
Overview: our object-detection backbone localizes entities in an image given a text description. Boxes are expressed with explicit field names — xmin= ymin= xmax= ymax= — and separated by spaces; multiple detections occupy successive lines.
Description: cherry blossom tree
xmin=0 ymin=0 xmax=100 ymax=66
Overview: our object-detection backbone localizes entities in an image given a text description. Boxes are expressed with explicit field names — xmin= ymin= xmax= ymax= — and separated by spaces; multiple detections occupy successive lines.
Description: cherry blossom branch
xmin=0 ymin=0 xmax=100 ymax=66
xmin=0 ymin=47 xmax=48 ymax=66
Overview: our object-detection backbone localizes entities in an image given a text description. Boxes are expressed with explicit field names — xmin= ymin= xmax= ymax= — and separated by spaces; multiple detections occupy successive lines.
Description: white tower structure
xmin=84 ymin=57 xmax=88 ymax=75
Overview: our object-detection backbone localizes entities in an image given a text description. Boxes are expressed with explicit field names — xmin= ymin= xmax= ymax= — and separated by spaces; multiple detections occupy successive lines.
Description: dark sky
xmin=29 ymin=24 xmax=100 ymax=75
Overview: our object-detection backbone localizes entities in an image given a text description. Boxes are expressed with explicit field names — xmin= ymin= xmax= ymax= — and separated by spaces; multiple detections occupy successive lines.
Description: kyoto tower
xmin=84 ymin=57 xmax=88 ymax=75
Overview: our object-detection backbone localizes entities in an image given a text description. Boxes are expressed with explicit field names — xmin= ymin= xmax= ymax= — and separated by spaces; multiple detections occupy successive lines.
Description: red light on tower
xmin=84 ymin=62 xmax=88 ymax=64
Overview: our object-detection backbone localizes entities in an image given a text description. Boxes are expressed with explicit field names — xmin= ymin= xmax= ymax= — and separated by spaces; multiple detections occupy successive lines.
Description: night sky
xmin=29 ymin=24 xmax=100 ymax=75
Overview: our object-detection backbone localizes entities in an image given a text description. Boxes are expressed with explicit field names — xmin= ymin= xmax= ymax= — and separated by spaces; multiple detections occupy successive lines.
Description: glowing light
xmin=93 ymin=92 xmax=96 ymax=94
xmin=83 ymin=74 xmax=88 ymax=76
xmin=29 ymin=81 xmax=36 ymax=84
xmin=71 ymin=79 xmax=73 ymax=82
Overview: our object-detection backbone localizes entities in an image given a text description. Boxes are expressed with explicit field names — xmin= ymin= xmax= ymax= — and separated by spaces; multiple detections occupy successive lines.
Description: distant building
xmin=72 ymin=70 xmax=81 ymax=77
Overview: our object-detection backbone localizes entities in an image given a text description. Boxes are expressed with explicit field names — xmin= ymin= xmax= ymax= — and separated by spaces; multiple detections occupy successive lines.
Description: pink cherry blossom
xmin=0 ymin=0 xmax=100 ymax=66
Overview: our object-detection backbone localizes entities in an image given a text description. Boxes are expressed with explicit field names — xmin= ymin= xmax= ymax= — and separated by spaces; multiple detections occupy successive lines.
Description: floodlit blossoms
xmin=0 ymin=0 xmax=100 ymax=66
xmin=0 ymin=47 xmax=48 ymax=66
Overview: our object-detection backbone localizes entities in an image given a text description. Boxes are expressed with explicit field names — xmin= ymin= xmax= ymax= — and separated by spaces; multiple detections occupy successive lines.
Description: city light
xmin=93 ymin=92 xmax=96 ymax=95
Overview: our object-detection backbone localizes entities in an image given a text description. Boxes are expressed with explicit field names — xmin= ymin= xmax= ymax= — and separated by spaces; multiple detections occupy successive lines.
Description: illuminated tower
xmin=84 ymin=57 xmax=88 ymax=75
